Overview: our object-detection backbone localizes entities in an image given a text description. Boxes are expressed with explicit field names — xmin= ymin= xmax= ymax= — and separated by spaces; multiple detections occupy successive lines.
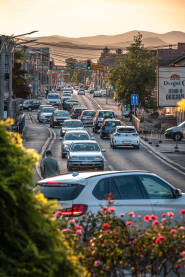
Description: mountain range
xmin=26 ymin=30 xmax=185 ymax=64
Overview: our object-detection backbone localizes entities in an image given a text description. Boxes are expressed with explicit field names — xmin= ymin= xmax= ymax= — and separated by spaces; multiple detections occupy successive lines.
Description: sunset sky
xmin=1 ymin=0 xmax=185 ymax=37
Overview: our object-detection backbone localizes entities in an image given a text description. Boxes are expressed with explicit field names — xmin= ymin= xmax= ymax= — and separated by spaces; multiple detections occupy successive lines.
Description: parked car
xmin=47 ymin=93 xmax=61 ymax=106
xmin=88 ymin=88 xmax=95 ymax=94
xmin=93 ymin=110 xmax=116 ymax=133
xmin=100 ymin=89 xmax=107 ymax=97
xmin=61 ymin=130 xmax=91 ymax=158
xmin=78 ymin=89 xmax=85 ymax=95
xmin=50 ymin=110 xmax=70 ymax=128
xmin=66 ymin=141 xmax=105 ymax=171
xmin=21 ymin=99 xmax=41 ymax=110
xmin=80 ymin=110 xmax=96 ymax=126
xmin=110 ymin=126 xmax=140 ymax=149
xmin=60 ymin=119 xmax=84 ymax=137
xmin=100 ymin=119 xmax=122 ymax=138
xmin=38 ymin=107 xmax=56 ymax=123
xmin=38 ymin=171 xmax=184 ymax=220
xmin=62 ymin=99 xmax=79 ymax=111
xmin=93 ymin=90 xmax=101 ymax=97
xmin=165 ymin=121 xmax=185 ymax=141
xmin=71 ymin=106 xmax=87 ymax=119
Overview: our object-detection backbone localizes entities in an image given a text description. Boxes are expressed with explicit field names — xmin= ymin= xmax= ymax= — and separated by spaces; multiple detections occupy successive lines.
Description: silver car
xmin=60 ymin=119 xmax=84 ymax=137
xmin=38 ymin=107 xmax=56 ymax=123
xmin=67 ymin=140 xmax=105 ymax=171
xmin=61 ymin=130 xmax=91 ymax=158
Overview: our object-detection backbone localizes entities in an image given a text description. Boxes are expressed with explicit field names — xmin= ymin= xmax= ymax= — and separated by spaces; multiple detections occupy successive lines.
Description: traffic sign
xmin=131 ymin=94 xmax=138 ymax=106
xmin=91 ymin=64 xmax=104 ymax=70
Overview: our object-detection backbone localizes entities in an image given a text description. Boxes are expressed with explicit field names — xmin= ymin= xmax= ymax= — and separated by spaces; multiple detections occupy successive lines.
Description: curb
xmin=86 ymin=94 xmax=102 ymax=110
xmin=89 ymin=96 xmax=185 ymax=174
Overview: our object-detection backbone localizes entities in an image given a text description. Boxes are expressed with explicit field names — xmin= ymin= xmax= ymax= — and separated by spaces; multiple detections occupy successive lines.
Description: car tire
xmin=173 ymin=132 xmax=182 ymax=141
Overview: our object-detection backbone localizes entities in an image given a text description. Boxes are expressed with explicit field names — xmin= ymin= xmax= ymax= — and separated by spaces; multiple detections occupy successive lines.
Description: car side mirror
xmin=174 ymin=188 xmax=182 ymax=198
xmin=101 ymin=149 xmax=106 ymax=152
xmin=91 ymin=136 xmax=95 ymax=140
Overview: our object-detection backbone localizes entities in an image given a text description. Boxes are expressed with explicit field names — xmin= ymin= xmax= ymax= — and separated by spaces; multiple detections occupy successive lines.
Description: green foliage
xmin=0 ymin=120 xmax=84 ymax=277
xmin=109 ymin=33 xmax=157 ymax=110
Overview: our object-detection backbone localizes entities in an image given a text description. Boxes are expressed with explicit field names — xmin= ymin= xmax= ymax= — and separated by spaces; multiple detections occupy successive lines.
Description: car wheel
xmin=173 ymin=132 xmax=182 ymax=141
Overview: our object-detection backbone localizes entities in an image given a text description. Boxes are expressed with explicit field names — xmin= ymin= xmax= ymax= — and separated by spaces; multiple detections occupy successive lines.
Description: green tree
xmin=0 ymin=119 xmax=84 ymax=277
xmin=109 ymin=33 xmax=157 ymax=109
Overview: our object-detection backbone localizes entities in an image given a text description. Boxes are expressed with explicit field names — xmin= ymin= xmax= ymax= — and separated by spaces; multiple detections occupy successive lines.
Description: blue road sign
xmin=110 ymin=85 xmax=114 ymax=91
xmin=131 ymin=94 xmax=138 ymax=106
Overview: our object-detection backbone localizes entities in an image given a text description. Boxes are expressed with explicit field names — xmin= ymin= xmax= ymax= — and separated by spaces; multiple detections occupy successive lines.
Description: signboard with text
xmin=91 ymin=64 xmax=104 ymax=70
xmin=158 ymin=67 xmax=185 ymax=107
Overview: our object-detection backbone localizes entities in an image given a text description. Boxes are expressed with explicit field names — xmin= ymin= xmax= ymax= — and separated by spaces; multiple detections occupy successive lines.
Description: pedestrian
xmin=40 ymin=150 xmax=60 ymax=179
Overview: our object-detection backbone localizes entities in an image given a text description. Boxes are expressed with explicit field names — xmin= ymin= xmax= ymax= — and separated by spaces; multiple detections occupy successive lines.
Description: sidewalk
xmin=89 ymin=95 xmax=185 ymax=172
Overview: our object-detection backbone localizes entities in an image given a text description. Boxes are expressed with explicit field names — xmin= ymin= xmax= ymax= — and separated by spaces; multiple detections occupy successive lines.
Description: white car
xmin=78 ymin=90 xmax=85 ymax=95
xmin=110 ymin=126 xmax=140 ymax=149
xmin=60 ymin=119 xmax=84 ymax=137
xmin=93 ymin=90 xmax=101 ymax=97
xmin=61 ymin=93 xmax=72 ymax=102
xmin=38 ymin=107 xmax=56 ymax=123
xmin=100 ymin=90 xmax=107 ymax=97
xmin=38 ymin=171 xmax=184 ymax=221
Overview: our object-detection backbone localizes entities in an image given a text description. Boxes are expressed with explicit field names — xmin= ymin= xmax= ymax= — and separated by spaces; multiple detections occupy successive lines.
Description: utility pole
xmin=0 ymin=36 xmax=6 ymax=120
xmin=7 ymin=42 xmax=14 ymax=118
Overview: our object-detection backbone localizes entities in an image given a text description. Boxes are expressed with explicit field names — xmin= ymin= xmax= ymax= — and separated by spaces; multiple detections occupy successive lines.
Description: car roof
xmin=65 ymin=130 xmax=88 ymax=134
xmin=117 ymin=125 xmax=135 ymax=129
xmin=104 ymin=119 xmax=120 ymax=122
xmin=71 ymin=140 xmax=97 ymax=144
xmin=64 ymin=119 xmax=82 ymax=122
xmin=82 ymin=109 xmax=95 ymax=112
xmin=38 ymin=170 xmax=154 ymax=185
xmin=97 ymin=110 xmax=114 ymax=113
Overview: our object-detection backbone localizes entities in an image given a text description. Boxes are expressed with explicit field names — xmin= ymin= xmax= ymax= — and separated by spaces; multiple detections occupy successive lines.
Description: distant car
xmin=80 ymin=110 xmax=96 ymax=126
xmin=60 ymin=119 xmax=84 ymax=137
xmin=22 ymin=100 xmax=41 ymax=110
xmin=47 ymin=93 xmax=61 ymax=106
xmin=37 ymin=105 xmax=52 ymax=120
xmin=93 ymin=110 xmax=116 ymax=133
xmin=62 ymin=99 xmax=79 ymax=111
xmin=71 ymin=106 xmax=87 ymax=119
xmin=38 ymin=171 xmax=184 ymax=220
xmin=93 ymin=90 xmax=101 ymax=97
xmin=88 ymin=88 xmax=95 ymax=94
xmin=38 ymin=107 xmax=56 ymax=123
xmin=67 ymin=140 xmax=105 ymax=171
xmin=61 ymin=93 xmax=72 ymax=102
xmin=78 ymin=90 xmax=85 ymax=95
xmin=100 ymin=119 xmax=122 ymax=138
xmin=165 ymin=121 xmax=185 ymax=141
xmin=63 ymin=88 xmax=73 ymax=94
xmin=61 ymin=130 xmax=91 ymax=158
xmin=50 ymin=110 xmax=70 ymax=128
xmin=110 ymin=126 xmax=140 ymax=149
xmin=100 ymin=90 xmax=107 ymax=97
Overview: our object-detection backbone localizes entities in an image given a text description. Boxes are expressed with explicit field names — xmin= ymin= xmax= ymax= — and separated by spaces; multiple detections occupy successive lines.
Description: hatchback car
xmin=38 ymin=171 xmax=184 ymax=221
xmin=165 ymin=121 xmax=185 ymax=141
xmin=71 ymin=106 xmax=87 ymax=119
xmin=50 ymin=110 xmax=70 ymax=128
xmin=110 ymin=126 xmax=140 ymax=149
xmin=38 ymin=107 xmax=56 ymax=123
xmin=93 ymin=110 xmax=116 ymax=133
xmin=60 ymin=119 xmax=84 ymax=137
xmin=80 ymin=110 xmax=96 ymax=126
xmin=62 ymin=99 xmax=79 ymax=111
xmin=47 ymin=93 xmax=61 ymax=106
xmin=100 ymin=119 xmax=122 ymax=138
xmin=61 ymin=130 xmax=91 ymax=158
xmin=67 ymin=141 xmax=105 ymax=171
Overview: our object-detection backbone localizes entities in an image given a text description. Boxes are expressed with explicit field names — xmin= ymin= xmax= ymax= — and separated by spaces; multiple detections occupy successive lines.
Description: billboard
xmin=158 ymin=67 xmax=185 ymax=107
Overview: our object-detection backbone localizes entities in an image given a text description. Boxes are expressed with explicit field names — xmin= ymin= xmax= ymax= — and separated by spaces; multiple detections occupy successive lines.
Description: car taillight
xmin=58 ymin=204 xmax=88 ymax=217
xmin=46 ymin=182 xmax=60 ymax=185
xmin=81 ymin=116 xmax=84 ymax=119
xmin=73 ymin=112 xmax=78 ymax=116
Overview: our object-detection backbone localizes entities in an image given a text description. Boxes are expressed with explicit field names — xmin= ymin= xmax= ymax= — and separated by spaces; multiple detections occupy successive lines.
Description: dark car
xmin=62 ymin=99 xmax=79 ymax=111
xmin=93 ymin=110 xmax=116 ymax=133
xmin=100 ymin=119 xmax=122 ymax=138
xmin=80 ymin=110 xmax=96 ymax=126
xmin=50 ymin=110 xmax=71 ymax=127
xmin=71 ymin=106 xmax=87 ymax=119
xmin=22 ymin=99 xmax=41 ymax=110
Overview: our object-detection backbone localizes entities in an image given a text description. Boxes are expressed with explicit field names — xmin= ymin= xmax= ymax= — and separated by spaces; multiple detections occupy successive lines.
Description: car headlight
xmin=95 ymin=156 xmax=103 ymax=161
xmin=64 ymin=144 xmax=69 ymax=149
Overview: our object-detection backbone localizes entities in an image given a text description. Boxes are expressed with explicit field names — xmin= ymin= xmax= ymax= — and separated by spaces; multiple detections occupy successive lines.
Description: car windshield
xmin=63 ymin=89 xmax=72 ymax=93
xmin=117 ymin=127 xmax=136 ymax=133
xmin=99 ymin=111 xmax=114 ymax=118
xmin=64 ymin=132 xmax=89 ymax=140
xmin=105 ymin=121 xmax=120 ymax=127
xmin=42 ymin=108 xmax=55 ymax=113
xmin=178 ymin=121 xmax=185 ymax=127
xmin=47 ymin=94 xmax=59 ymax=99
xmin=63 ymin=93 xmax=71 ymax=97
xmin=63 ymin=121 xmax=83 ymax=128
xmin=54 ymin=111 xmax=69 ymax=117
xmin=71 ymin=143 xmax=100 ymax=152
xmin=83 ymin=111 xmax=96 ymax=117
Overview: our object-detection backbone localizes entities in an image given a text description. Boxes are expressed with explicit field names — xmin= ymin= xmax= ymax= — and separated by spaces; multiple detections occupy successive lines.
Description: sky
xmin=0 ymin=0 xmax=185 ymax=37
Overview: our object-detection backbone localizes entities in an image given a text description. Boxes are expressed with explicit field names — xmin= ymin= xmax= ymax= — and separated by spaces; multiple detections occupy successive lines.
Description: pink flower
xmin=61 ymin=228 xmax=71 ymax=233
xmin=181 ymin=251 xmax=185 ymax=256
xmin=179 ymin=226 xmax=185 ymax=230
xmin=128 ymin=211 xmax=135 ymax=218
xmin=176 ymin=264 xmax=181 ymax=268
xmin=150 ymin=214 xmax=158 ymax=220
xmin=76 ymin=229 xmax=82 ymax=235
xmin=104 ymin=229 xmax=111 ymax=233
xmin=120 ymin=213 xmax=125 ymax=217
xmin=108 ymin=207 xmax=116 ymax=213
xmin=69 ymin=219 xmax=75 ymax=224
xmin=155 ymin=235 xmax=166 ymax=243
xmin=126 ymin=221 xmax=133 ymax=227
xmin=162 ymin=213 xmax=167 ymax=217
xmin=152 ymin=220 xmax=159 ymax=226
xmin=161 ymin=218 xmax=168 ymax=223
xmin=144 ymin=215 xmax=150 ymax=222
xmin=102 ymin=207 xmax=107 ymax=213
xmin=180 ymin=209 xmax=185 ymax=214
xmin=103 ymin=223 xmax=110 ymax=228
xmin=94 ymin=260 xmax=101 ymax=267
xmin=170 ymin=229 xmax=177 ymax=234
xmin=75 ymin=225 xmax=82 ymax=230
xmin=167 ymin=211 xmax=174 ymax=218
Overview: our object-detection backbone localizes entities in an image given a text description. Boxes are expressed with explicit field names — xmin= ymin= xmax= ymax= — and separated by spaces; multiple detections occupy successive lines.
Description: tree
xmin=13 ymin=50 xmax=31 ymax=99
xmin=0 ymin=119 xmax=84 ymax=277
xmin=109 ymin=33 xmax=157 ymax=110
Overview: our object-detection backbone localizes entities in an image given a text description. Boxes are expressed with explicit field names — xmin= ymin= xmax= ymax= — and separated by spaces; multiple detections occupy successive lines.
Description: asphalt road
xmin=23 ymin=92 xmax=185 ymax=191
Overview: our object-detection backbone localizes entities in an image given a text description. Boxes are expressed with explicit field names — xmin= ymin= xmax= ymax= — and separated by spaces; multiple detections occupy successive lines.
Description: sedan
xmin=38 ymin=171 xmax=184 ymax=221
xmin=67 ymin=141 xmax=105 ymax=171
xmin=60 ymin=119 xmax=84 ymax=137
xmin=50 ymin=110 xmax=70 ymax=128
xmin=110 ymin=126 xmax=140 ymax=149
xmin=61 ymin=130 xmax=92 ymax=158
